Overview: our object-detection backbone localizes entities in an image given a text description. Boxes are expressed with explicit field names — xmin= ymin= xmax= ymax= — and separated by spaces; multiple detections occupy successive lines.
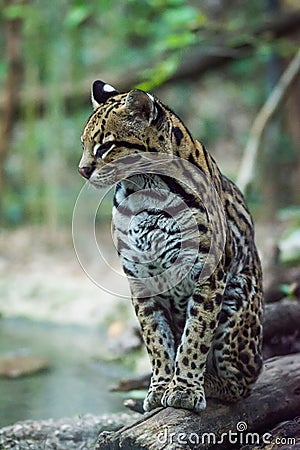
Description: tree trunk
xmin=0 ymin=1 xmax=24 ymax=221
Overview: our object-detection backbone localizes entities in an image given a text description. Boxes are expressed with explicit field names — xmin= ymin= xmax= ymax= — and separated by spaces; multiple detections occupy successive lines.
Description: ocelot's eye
xmin=93 ymin=142 xmax=115 ymax=159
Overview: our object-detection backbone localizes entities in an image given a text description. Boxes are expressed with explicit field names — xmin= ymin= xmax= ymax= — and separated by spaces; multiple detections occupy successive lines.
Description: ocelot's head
xmin=78 ymin=80 xmax=172 ymax=187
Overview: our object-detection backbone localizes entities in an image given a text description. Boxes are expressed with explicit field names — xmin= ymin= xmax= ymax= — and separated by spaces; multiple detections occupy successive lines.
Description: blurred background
xmin=0 ymin=0 xmax=299 ymax=428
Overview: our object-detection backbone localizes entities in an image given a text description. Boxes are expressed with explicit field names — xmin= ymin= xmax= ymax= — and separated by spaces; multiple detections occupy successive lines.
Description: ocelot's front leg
xmin=162 ymin=275 xmax=225 ymax=412
xmin=131 ymin=296 xmax=176 ymax=412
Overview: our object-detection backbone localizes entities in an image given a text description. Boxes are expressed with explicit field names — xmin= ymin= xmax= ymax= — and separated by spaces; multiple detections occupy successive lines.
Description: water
xmin=0 ymin=318 xmax=135 ymax=427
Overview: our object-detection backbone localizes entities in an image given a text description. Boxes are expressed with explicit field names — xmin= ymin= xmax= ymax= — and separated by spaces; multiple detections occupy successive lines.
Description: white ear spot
xmin=103 ymin=84 xmax=116 ymax=93
xmin=146 ymin=93 xmax=155 ymax=102
xmin=146 ymin=93 xmax=157 ymax=123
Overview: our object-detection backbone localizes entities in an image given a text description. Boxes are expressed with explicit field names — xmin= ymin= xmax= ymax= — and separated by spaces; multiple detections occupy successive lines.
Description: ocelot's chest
xmin=112 ymin=175 xmax=203 ymax=294
xmin=113 ymin=175 xmax=180 ymax=272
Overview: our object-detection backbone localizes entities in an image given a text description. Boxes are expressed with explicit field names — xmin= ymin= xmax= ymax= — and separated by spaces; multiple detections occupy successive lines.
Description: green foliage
xmin=2 ymin=3 xmax=30 ymax=19
xmin=64 ymin=4 xmax=92 ymax=28
xmin=0 ymin=0 xmax=298 ymax=226
xmin=137 ymin=55 xmax=180 ymax=90
xmin=124 ymin=0 xmax=202 ymax=89
xmin=280 ymin=284 xmax=297 ymax=297
xmin=278 ymin=206 xmax=300 ymax=229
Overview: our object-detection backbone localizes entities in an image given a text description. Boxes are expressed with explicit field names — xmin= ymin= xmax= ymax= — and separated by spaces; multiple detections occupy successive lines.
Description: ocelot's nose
xmin=78 ymin=166 xmax=93 ymax=179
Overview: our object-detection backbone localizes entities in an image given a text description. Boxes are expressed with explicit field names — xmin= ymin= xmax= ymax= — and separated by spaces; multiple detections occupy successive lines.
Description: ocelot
xmin=78 ymin=80 xmax=263 ymax=412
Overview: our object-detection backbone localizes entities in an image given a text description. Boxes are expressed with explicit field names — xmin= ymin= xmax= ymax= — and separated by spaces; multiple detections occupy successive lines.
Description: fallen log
xmin=95 ymin=353 xmax=300 ymax=450
xmin=0 ymin=354 xmax=299 ymax=449
xmin=263 ymin=299 xmax=300 ymax=342
xmin=263 ymin=299 xmax=300 ymax=359
xmin=240 ymin=417 xmax=300 ymax=450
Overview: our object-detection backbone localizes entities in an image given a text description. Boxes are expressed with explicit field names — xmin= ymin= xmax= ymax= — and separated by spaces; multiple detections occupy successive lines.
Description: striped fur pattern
xmin=78 ymin=81 xmax=263 ymax=412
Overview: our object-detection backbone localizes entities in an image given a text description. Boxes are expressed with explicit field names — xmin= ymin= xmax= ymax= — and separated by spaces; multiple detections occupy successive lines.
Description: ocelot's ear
xmin=125 ymin=90 xmax=158 ymax=124
xmin=91 ymin=80 xmax=119 ymax=110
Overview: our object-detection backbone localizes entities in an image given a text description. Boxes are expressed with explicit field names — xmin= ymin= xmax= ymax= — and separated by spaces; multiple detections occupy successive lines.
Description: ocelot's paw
xmin=143 ymin=386 xmax=166 ymax=412
xmin=161 ymin=385 xmax=206 ymax=412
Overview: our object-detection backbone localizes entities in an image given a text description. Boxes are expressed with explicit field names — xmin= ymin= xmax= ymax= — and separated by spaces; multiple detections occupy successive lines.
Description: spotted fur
xmin=78 ymin=81 xmax=263 ymax=412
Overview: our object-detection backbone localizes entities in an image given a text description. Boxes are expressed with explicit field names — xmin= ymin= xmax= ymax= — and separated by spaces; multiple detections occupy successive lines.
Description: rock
xmin=0 ymin=412 xmax=140 ymax=450
xmin=0 ymin=350 xmax=49 ymax=378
